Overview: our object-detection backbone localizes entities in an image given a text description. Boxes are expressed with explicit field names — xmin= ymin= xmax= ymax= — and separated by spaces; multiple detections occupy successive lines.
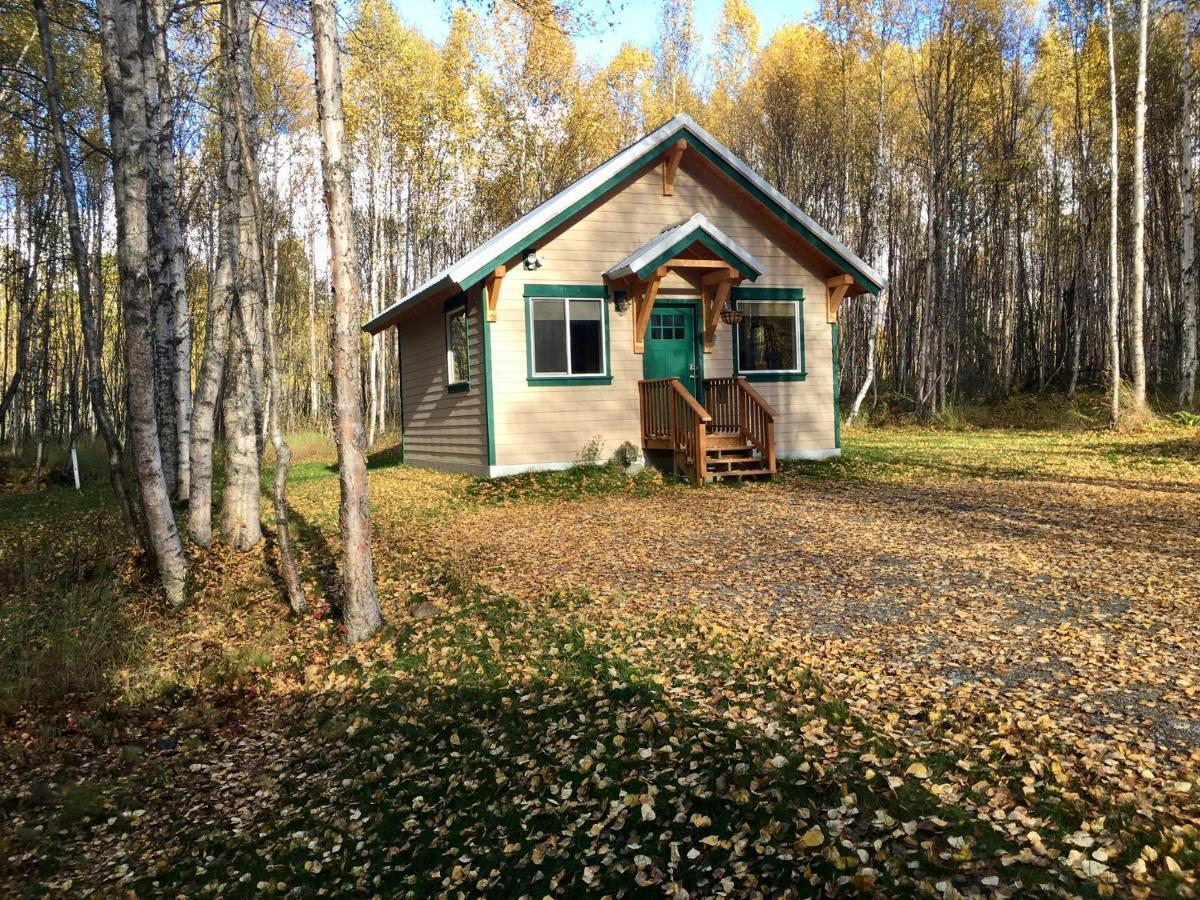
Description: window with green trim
xmin=529 ymin=296 xmax=607 ymax=378
xmin=736 ymin=300 xmax=804 ymax=375
xmin=445 ymin=304 xmax=469 ymax=389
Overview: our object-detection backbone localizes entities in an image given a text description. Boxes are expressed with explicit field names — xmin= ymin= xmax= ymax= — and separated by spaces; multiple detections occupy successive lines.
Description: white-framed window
xmin=736 ymin=300 xmax=804 ymax=374
xmin=445 ymin=304 xmax=469 ymax=388
xmin=529 ymin=296 xmax=607 ymax=377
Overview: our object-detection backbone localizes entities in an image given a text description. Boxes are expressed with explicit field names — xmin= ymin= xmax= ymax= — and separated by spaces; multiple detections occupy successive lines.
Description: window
xmin=529 ymin=297 xmax=607 ymax=377
xmin=650 ymin=312 xmax=686 ymax=341
xmin=445 ymin=304 xmax=469 ymax=390
xmin=736 ymin=299 xmax=803 ymax=375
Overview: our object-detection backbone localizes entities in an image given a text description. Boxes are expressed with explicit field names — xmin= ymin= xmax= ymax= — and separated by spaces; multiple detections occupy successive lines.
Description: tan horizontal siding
xmin=488 ymin=162 xmax=835 ymax=465
xmin=399 ymin=288 xmax=488 ymax=468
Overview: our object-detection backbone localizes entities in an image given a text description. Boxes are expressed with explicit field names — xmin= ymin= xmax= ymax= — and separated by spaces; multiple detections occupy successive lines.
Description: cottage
xmin=363 ymin=114 xmax=885 ymax=483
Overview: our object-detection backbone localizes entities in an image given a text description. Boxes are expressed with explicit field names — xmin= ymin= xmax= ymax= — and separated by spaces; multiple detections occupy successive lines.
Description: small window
xmin=737 ymin=300 xmax=802 ymax=373
xmin=446 ymin=304 xmax=469 ymax=388
xmin=530 ymin=297 xmax=606 ymax=377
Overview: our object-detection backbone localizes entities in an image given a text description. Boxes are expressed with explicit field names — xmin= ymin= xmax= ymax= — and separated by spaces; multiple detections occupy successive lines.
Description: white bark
xmin=311 ymin=0 xmax=382 ymax=643
xmin=1106 ymin=0 xmax=1122 ymax=428
xmin=1130 ymin=0 xmax=1149 ymax=409
xmin=98 ymin=0 xmax=187 ymax=605
xmin=1180 ymin=1 xmax=1198 ymax=408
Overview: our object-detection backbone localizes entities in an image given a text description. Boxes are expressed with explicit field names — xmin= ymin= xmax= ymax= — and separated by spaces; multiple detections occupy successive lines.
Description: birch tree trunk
xmin=1106 ymin=0 xmax=1122 ymax=428
xmin=1130 ymin=0 xmax=1149 ymax=409
xmin=1180 ymin=1 xmax=1197 ymax=408
xmin=141 ymin=16 xmax=178 ymax=498
xmin=98 ymin=0 xmax=187 ymax=605
xmin=34 ymin=0 xmax=137 ymax=539
xmin=187 ymin=65 xmax=236 ymax=547
xmin=311 ymin=0 xmax=382 ymax=643
xmin=147 ymin=0 xmax=192 ymax=500
xmin=228 ymin=38 xmax=306 ymax=616
xmin=848 ymin=36 xmax=889 ymax=426
xmin=308 ymin=220 xmax=321 ymax=421
xmin=219 ymin=0 xmax=264 ymax=551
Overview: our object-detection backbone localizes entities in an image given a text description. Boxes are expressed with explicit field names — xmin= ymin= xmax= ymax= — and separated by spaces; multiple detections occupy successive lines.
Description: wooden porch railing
xmin=638 ymin=377 xmax=712 ymax=483
xmin=703 ymin=377 xmax=777 ymax=475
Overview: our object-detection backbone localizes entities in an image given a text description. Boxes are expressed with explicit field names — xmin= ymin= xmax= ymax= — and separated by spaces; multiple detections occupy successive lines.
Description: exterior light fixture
xmin=523 ymin=249 xmax=543 ymax=270
xmin=613 ymin=290 xmax=629 ymax=313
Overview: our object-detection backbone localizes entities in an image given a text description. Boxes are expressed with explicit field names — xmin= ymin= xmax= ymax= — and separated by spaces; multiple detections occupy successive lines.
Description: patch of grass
xmin=782 ymin=420 xmax=1200 ymax=486
xmin=466 ymin=460 xmax=682 ymax=504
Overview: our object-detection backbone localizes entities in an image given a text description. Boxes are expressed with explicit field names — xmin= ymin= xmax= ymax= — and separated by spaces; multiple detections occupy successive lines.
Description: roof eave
xmin=362 ymin=274 xmax=458 ymax=334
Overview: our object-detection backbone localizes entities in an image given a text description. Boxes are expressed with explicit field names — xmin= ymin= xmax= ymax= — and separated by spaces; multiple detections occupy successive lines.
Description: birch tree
xmin=311 ymin=0 xmax=381 ymax=643
xmin=97 ymin=0 xmax=187 ymax=605
xmin=1180 ymin=0 xmax=1198 ymax=407
xmin=1130 ymin=0 xmax=1150 ymax=410
xmin=1106 ymin=0 xmax=1122 ymax=426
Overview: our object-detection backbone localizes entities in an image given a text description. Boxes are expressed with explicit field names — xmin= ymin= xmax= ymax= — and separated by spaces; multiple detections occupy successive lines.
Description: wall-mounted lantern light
xmin=613 ymin=289 xmax=630 ymax=314
xmin=523 ymin=248 xmax=544 ymax=270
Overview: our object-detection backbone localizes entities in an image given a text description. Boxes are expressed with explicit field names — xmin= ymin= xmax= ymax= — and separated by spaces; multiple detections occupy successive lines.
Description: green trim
xmin=443 ymin=296 xmax=471 ymax=392
xmin=459 ymin=126 xmax=880 ymax=297
xmin=643 ymin=299 xmax=704 ymax=402
xmin=524 ymin=286 xmax=612 ymax=386
xmin=526 ymin=376 xmax=613 ymax=386
xmin=523 ymin=284 xmax=608 ymax=298
xmin=832 ymin=322 xmax=841 ymax=449
xmin=481 ymin=289 xmax=496 ymax=466
xmin=632 ymin=231 xmax=761 ymax=282
xmin=732 ymin=295 xmax=807 ymax=382
xmin=733 ymin=286 xmax=806 ymax=301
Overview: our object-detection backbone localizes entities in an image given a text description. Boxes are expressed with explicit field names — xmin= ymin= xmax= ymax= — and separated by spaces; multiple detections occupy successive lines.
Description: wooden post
xmin=485 ymin=265 xmax=506 ymax=323
xmin=662 ymin=139 xmax=686 ymax=196
xmin=634 ymin=268 xmax=665 ymax=353
xmin=825 ymin=274 xmax=854 ymax=324
xmin=700 ymin=267 xmax=737 ymax=352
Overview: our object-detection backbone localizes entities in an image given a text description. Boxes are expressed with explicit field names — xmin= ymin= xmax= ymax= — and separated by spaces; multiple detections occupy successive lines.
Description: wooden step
xmin=710 ymin=467 xmax=773 ymax=480
xmin=706 ymin=433 xmax=751 ymax=450
xmin=706 ymin=454 xmax=759 ymax=465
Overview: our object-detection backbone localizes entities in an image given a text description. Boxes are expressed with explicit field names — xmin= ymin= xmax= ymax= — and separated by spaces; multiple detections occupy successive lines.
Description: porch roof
xmin=603 ymin=213 xmax=765 ymax=284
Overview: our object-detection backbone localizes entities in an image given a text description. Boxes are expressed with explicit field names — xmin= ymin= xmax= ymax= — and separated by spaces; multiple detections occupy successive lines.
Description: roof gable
xmin=365 ymin=114 xmax=885 ymax=334
xmin=604 ymin=213 xmax=764 ymax=283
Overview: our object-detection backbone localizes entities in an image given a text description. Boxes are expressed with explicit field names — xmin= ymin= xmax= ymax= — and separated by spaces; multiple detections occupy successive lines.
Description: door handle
xmin=688 ymin=363 xmax=697 ymax=375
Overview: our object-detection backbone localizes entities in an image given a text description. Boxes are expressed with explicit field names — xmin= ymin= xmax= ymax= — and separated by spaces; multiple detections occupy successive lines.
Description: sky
xmin=401 ymin=0 xmax=821 ymax=67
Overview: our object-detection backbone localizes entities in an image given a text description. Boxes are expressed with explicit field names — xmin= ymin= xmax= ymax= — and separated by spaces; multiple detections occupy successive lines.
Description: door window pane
xmin=737 ymin=301 xmax=799 ymax=371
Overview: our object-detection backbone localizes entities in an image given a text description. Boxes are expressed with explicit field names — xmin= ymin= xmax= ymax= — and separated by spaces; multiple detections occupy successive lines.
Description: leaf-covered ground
xmin=1 ymin=425 xmax=1198 ymax=896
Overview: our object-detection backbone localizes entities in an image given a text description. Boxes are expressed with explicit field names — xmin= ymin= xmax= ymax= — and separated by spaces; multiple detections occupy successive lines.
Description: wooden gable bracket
xmin=700 ymin=267 xmax=739 ymax=353
xmin=662 ymin=139 xmax=686 ymax=197
xmin=633 ymin=266 xmax=667 ymax=354
xmin=825 ymin=274 xmax=854 ymax=324
xmin=484 ymin=265 xmax=507 ymax=323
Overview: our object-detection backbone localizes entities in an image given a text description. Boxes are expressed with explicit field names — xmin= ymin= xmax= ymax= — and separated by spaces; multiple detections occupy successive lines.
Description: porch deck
xmin=638 ymin=376 xmax=777 ymax=484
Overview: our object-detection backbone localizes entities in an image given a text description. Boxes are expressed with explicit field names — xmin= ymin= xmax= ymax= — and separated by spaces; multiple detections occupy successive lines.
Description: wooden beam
xmin=825 ymin=273 xmax=854 ymax=324
xmin=700 ymin=266 xmax=738 ymax=287
xmin=703 ymin=275 xmax=734 ymax=353
xmin=485 ymin=265 xmax=507 ymax=323
xmin=662 ymin=139 xmax=686 ymax=196
xmin=634 ymin=267 xmax=666 ymax=353
xmin=662 ymin=257 xmax=730 ymax=269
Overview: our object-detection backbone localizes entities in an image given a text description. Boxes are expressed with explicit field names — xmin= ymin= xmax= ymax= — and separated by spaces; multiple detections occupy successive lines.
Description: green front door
xmin=643 ymin=304 xmax=699 ymax=397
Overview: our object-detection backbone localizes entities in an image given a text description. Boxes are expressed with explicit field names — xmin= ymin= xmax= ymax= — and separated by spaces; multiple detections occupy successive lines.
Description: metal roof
xmin=364 ymin=113 xmax=886 ymax=334
xmin=603 ymin=213 xmax=765 ymax=283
